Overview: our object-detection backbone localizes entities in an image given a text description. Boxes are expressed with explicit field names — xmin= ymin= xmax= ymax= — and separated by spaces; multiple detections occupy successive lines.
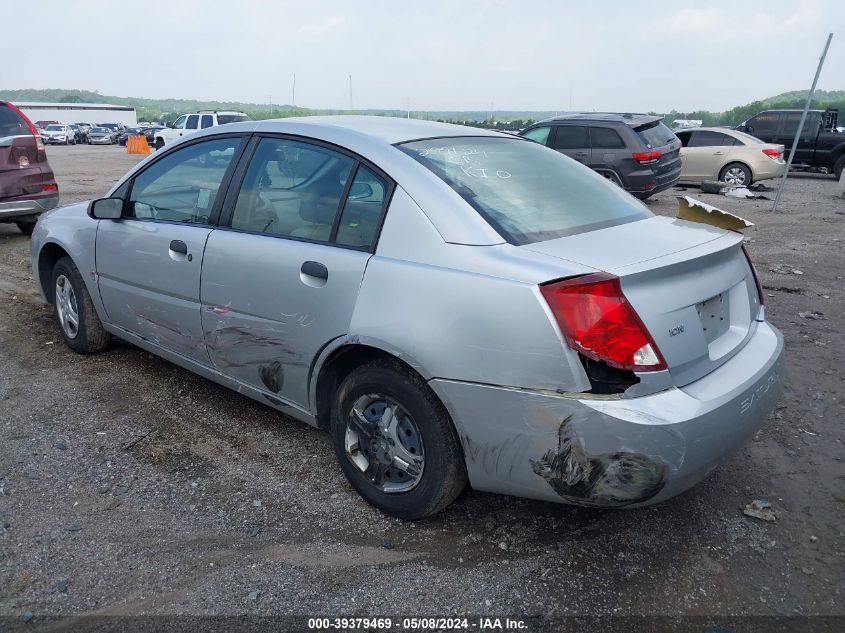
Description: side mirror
xmin=349 ymin=182 xmax=374 ymax=200
xmin=167 ymin=121 xmax=174 ymax=128
xmin=88 ymin=197 xmax=123 ymax=220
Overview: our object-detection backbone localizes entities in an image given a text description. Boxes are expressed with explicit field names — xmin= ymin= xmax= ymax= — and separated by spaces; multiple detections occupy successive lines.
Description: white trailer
xmin=14 ymin=102 xmax=137 ymax=126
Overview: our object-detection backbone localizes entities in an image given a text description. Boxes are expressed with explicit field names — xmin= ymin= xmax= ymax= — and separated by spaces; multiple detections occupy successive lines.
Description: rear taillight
xmin=631 ymin=150 xmax=662 ymax=164
xmin=43 ymin=183 xmax=58 ymax=192
xmin=540 ymin=273 xmax=666 ymax=372
xmin=762 ymin=148 xmax=782 ymax=160
xmin=742 ymin=245 xmax=764 ymax=306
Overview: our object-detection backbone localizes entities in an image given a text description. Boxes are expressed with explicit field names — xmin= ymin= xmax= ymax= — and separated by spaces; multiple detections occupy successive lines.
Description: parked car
xmin=30 ymin=117 xmax=783 ymax=519
xmin=34 ymin=120 xmax=60 ymax=131
xmin=519 ymin=113 xmax=682 ymax=199
xmin=736 ymin=109 xmax=844 ymax=179
xmin=67 ymin=124 xmax=85 ymax=144
xmin=0 ymin=101 xmax=59 ymax=234
xmin=41 ymin=124 xmax=76 ymax=145
xmin=153 ymin=111 xmax=249 ymax=149
xmin=117 ymin=126 xmax=143 ymax=146
xmin=87 ymin=127 xmax=115 ymax=145
xmin=97 ymin=123 xmax=124 ymax=141
xmin=675 ymin=127 xmax=785 ymax=186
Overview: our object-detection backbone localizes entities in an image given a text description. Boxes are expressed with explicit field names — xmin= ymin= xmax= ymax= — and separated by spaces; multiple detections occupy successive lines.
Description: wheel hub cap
xmin=344 ymin=394 xmax=425 ymax=494
xmin=55 ymin=275 xmax=80 ymax=340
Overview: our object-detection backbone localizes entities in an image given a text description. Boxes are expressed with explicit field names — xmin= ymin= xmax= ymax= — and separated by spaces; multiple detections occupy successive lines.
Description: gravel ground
xmin=0 ymin=145 xmax=843 ymax=630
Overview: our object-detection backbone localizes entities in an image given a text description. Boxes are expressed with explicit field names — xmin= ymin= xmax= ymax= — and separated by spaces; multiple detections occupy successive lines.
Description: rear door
xmin=778 ymin=111 xmax=820 ymax=164
xmin=549 ymin=125 xmax=591 ymax=164
xmin=96 ymin=135 xmax=246 ymax=362
xmin=201 ymin=135 xmax=391 ymax=409
xmin=682 ymin=130 xmax=739 ymax=181
xmin=588 ymin=126 xmax=627 ymax=183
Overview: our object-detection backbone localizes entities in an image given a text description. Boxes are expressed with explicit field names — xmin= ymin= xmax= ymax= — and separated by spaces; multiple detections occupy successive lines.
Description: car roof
xmin=536 ymin=112 xmax=663 ymax=127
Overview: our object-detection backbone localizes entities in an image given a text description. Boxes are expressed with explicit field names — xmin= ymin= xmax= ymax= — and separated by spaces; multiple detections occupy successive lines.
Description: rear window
xmin=0 ymin=105 xmax=29 ymax=137
xmin=217 ymin=114 xmax=249 ymax=125
xmin=397 ymin=136 xmax=651 ymax=245
xmin=635 ymin=121 xmax=676 ymax=149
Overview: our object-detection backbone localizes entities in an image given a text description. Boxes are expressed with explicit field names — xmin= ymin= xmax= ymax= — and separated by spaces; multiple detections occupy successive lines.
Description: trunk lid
xmin=524 ymin=216 xmax=761 ymax=387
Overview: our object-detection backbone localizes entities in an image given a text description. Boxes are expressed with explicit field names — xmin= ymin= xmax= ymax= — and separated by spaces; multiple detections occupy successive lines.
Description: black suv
xmin=520 ymin=113 xmax=681 ymax=199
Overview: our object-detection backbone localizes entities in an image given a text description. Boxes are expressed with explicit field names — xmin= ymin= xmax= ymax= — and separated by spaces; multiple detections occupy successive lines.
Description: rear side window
xmin=398 ymin=137 xmax=651 ymax=245
xmin=200 ymin=115 xmax=214 ymax=129
xmin=230 ymin=137 xmax=355 ymax=243
xmin=635 ymin=121 xmax=676 ymax=149
xmin=589 ymin=127 xmax=625 ymax=149
xmin=217 ymin=114 xmax=249 ymax=125
xmin=186 ymin=115 xmax=199 ymax=130
xmin=522 ymin=126 xmax=551 ymax=145
xmin=335 ymin=165 xmax=388 ymax=249
xmin=0 ymin=105 xmax=29 ymax=137
xmin=688 ymin=131 xmax=738 ymax=147
xmin=550 ymin=126 xmax=588 ymax=150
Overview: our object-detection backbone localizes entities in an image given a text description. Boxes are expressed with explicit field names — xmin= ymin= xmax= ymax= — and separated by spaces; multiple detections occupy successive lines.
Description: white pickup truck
xmin=153 ymin=111 xmax=249 ymax=149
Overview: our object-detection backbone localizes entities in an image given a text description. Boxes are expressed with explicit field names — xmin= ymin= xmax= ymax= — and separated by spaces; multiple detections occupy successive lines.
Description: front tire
xmin=719 ymin=162 xmax=752 ymax=186
xmin=330 ymin=359 xmax=467 ymax=519
xmin=51 ymin=257 xmax=110 ymax=354
xmin=15 ymin=221 xmax=36 ymax=236
xmin=155 ymin=138 xmax=164 ymax=150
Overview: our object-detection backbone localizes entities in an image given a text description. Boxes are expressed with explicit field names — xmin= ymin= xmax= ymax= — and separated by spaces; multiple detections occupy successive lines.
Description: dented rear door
xmin=200 ymin=234 xmax=370 ymax=409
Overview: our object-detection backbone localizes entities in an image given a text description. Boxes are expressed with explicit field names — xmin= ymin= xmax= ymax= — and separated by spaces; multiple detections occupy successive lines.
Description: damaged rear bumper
xmin=430 ymin=321 xmax=784 ymax=508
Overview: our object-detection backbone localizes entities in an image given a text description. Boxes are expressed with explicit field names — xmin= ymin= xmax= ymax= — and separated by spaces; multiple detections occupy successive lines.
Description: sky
xmin=7 ymin=0 xmax=844 ymax=113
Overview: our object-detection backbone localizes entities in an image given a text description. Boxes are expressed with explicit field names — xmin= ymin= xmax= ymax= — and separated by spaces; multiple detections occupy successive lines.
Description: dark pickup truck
xmin=736 ymin=109 xmax=844 ymax=178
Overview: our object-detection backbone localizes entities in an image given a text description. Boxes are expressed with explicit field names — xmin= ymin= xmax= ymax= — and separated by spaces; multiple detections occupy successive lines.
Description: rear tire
xmin=834 ymin=155 xmax=844 ymax=181
xmin=51 ymin=257 xmax=110 ymax=354
xmin=719 ymin=162 xmax=752 ymax=186
xmin=330 ymin=359 xmax=467 ymax=519
xmin=15 ymin=221 xmax=35 ymax=236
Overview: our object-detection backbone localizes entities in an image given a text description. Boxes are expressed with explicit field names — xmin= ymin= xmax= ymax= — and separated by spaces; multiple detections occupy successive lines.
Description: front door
xmin=201 ymin=136 xmax=391 ymax=409
xmin=96 ymin=135 xmax=245 ymax=362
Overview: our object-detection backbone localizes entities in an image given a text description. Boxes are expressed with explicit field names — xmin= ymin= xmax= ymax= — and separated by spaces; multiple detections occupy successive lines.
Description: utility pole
xmin=772 ymin=32 xmax=833 ymax=212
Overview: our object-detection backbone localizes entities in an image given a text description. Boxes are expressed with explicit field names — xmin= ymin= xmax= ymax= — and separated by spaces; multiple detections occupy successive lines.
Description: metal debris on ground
xmin=676 ymin=196 xmax=754 ymax=231
xmin=769 ymin=264 xmax=804 ymax=275
xmin=798 ymin=311 xmax=827 ymax=320
xmin=743 ymin=499 xmax=778 ymax=522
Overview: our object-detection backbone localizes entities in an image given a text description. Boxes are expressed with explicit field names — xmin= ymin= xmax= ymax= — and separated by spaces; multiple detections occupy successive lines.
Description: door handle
xmin=301 ymin=261 xmax=328 ymax=280
xmin=575 ymin=152 xmax=588 ymax=157
xmin=169 ymin=239 xmax=188 ymax=254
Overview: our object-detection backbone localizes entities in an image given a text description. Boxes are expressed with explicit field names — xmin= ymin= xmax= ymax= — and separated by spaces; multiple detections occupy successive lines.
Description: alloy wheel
xmin=344 ymin=394 xmax=425 ymax=493
xmin=55 ymin=275 xmax=80 ymax=339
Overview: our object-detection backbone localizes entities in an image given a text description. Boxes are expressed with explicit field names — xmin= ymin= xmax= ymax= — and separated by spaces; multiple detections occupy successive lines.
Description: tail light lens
xmin=631 ymin=150 xmax=662 ymax=164
xmin=741 ymin=245 xmax=764 ymax=306
xmin=43 ymin=183 xmax=58 ymax=192
xmin=540 ymin=273 xmax=666 ymax=372
xmin=762 ymin=148 xmax=782 ymax=160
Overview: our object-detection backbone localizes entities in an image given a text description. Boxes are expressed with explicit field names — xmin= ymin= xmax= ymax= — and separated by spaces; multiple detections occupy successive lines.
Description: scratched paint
xmin=531 ymin=416 xmax=668 ymax=508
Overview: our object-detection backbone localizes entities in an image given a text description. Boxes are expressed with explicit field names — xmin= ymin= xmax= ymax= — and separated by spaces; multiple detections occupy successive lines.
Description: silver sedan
xmin=30 ymin=117 xmax=784 ymax=518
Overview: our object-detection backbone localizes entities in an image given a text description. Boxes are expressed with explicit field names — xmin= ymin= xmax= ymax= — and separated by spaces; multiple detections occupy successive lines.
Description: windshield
xmin=217 ymin=114 xmax=249 ymax=125
xmin=45 ymin=125 xmax=65 ymax=131
xmin=91 ymin=128 xmax=108 ymax=133
xmin=636 ymin=121 xmax=676 ymax=149
xmin=397 ymin=136 xmax=651 ymax=245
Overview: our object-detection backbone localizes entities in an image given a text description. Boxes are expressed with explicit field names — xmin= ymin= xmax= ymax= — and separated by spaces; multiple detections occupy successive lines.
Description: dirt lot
xmin=1 ymin=145 xmax=843 ymax=629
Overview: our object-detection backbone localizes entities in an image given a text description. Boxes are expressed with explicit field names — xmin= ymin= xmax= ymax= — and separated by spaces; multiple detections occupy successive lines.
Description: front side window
xmin=747 ymin=112 xmax=779 ymax=134
xmin=230 ymin=137 xmax=355 ymax=242
xmin=550 ymin=126 xmax=588 ymax=150
xmin=127 ymin=137 xmax=241 ymax=224
xmin=522 ymin=126 xmax=551 ymax=145
xmin=398 ymin=137 xmax=650 ymax=245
